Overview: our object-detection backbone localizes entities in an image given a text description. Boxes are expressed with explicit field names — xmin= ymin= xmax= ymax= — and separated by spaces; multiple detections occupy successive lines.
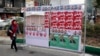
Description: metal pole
xmin=23 ymin=7 xmax=26 ymax=45
xmin=49 ymin=0 xmax=51 ymax=36
xmin=83 ymin=0 xmax=87 ymax=56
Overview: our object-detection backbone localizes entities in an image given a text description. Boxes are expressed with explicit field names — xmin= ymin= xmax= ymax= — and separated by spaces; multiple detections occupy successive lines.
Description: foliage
xmin=94 ymin=23 xmax=100 ymax=37
xmin=85 ymin=23 xmax=100 ymax=37
xmin=18 ymin=22 xmax=24 ymax=34
xmin=3 ymin=25 xmax=10 ymax=30
xmin=96 ymin=0 xmax=100 ymax=8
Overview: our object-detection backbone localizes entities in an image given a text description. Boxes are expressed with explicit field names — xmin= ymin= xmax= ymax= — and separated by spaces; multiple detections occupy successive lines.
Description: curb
xmin=0 ymin=38 xmax=100 ymax=55
xmin=85 ymin=45 xmax=100 ymax=55
xmin=16 ymin=39 xmax=100 ymax=55
xmin=24 ymin=45 xmax=82 ymax=56
xmin=16 ymin=39 xmax=25 ymax=43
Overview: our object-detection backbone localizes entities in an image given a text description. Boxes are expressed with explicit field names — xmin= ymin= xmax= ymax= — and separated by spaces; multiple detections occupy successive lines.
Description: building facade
xmin=0 ymin=0 xmax=5 ymax=8
xmin=0 ymin=0 xmax=25 ymax=13
xmin=26 ymin=0 xmax=69 ymax=7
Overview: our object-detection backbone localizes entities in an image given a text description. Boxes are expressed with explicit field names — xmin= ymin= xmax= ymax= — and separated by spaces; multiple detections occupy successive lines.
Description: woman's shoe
xmin=15 ymin=49 xmax=18 ymax=52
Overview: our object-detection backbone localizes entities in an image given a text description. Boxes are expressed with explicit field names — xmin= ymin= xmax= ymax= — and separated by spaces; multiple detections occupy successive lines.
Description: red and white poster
xmin=73 ymin=11 xmax=82 ymax=30
xmin=25 ymin=12 xmax=49 ymax=47
xmin=49 ymin=5 xmax=83 ymax=52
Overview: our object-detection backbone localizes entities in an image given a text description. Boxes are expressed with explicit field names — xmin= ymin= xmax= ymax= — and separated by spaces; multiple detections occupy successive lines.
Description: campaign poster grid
xmin=25 ymin=15 xmax=49 ymax=47
xmin=25 ymin=5 xmax=83 ymax=51
xmin=49 ymin=6 xmax=83 ymax=51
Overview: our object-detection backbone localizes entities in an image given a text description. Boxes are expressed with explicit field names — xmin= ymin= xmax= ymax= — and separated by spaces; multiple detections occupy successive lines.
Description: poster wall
xmin=49 ymin=9 xmax=83 ymax=51
xmin=25 ymin=14 xmax=49 ymax=47
xmin=25 ymin=5 xmax=83 ymax=51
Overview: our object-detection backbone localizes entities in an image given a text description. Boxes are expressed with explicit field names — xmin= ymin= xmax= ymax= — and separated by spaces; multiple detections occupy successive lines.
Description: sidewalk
xmin=0 ymin=45 xmax=58 ymax=56
xmin=0 ymin=37 xmax=11 ymax=45
xmin=0 ymin=37 xmax=93 ymax=56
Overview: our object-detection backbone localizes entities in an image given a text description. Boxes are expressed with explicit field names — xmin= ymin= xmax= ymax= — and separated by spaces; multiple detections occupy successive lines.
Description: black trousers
xmin=11 ymin=37 xmax=17 ymax=51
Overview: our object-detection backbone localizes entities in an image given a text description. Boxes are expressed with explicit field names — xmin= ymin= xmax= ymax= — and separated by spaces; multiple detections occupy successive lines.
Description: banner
xmin=26 ymin=5 xmax=82 ymax=12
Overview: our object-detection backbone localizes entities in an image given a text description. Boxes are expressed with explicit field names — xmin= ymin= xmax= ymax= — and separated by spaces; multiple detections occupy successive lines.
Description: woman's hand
xmin=9 ymin=30 xmax=13 ymax=33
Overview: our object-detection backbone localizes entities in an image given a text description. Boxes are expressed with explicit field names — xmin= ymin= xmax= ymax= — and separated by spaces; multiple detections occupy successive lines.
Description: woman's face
xmin=14 ymin=21 xmax=17 ymax=24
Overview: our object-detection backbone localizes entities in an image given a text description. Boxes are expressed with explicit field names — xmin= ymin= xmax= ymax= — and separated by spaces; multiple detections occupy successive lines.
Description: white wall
xmin=69 ymin=0 xmax=84 ymax=4
xmin=0 ymin=8 xmax=4 ymax=12
xmin=50 ymin=0 xmax=60 ymax=6
xmin=50 ymin=0 xmax=69 ymax=6
xmin=26 ymin=0 xmax=35 ymax=7
xmin=61 ymin=0 xmax=69 ymax=5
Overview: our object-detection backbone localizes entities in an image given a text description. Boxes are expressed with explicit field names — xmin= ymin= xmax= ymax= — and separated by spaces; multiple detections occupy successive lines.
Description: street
xmin=0 ymin=44 xmax=95 ymax=56
xmin=0 ymin=45 xmax=58 ymax=56
xmin=0 ymin=37 xmax=96 ymax=56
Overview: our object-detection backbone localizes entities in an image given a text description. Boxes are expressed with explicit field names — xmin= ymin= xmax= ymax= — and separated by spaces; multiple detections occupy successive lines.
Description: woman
xmin=8 ymin=20 xmax=20 ymax=52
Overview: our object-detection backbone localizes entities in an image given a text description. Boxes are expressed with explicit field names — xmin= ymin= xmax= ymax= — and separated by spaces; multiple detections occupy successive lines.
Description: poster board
xmin=25 ymin=11 xmax=49 ymax=47
xmin=25 ymin=5 xmax=83 ymax=52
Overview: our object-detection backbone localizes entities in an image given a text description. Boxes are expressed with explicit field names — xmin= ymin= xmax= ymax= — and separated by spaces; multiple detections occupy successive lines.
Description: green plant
xmin=4 ymin=25 xmax=10 ymax=30
xmin=18 ymin=22 xmax=24 ymax=34
xmin=84 ymin=23 xmax=100 ymax=37
xmin=94 ymin=23 xmax=100 ymax=37
xmin=86 ymin=25 xmax=94 ymax=37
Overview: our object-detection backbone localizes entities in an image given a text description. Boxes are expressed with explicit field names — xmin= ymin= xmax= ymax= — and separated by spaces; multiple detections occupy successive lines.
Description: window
xmin=4 ymin=0 xmax=25 ymax=7
xmin=0 ymin=0 xmax=4 ymax=8
xmin=34 ymin=0 xmax=50 ymax=6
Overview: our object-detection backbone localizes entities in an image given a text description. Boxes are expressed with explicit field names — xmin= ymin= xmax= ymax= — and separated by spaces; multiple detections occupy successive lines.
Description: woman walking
xmin=8 ymin=20 xmax=20 ymax=52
